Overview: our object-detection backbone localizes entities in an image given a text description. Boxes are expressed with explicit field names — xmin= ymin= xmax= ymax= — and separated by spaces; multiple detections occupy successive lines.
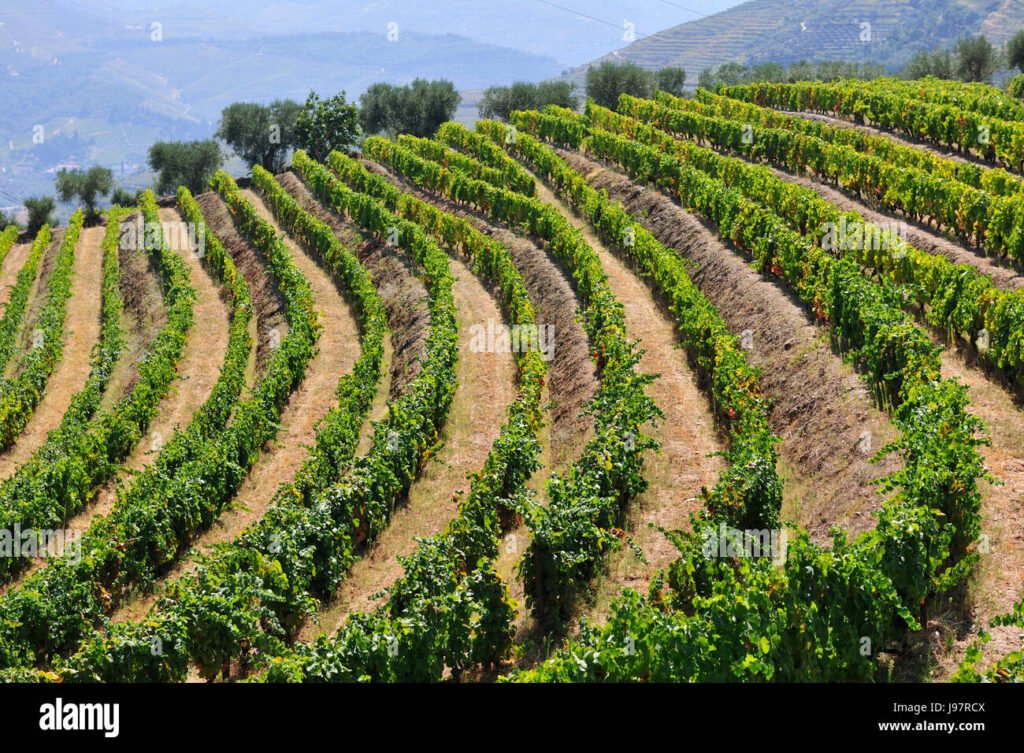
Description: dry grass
xmin=0 ymin=224 xmax=103 ymax=478
xmin=302 ymin=256 xmax=517 ymax=640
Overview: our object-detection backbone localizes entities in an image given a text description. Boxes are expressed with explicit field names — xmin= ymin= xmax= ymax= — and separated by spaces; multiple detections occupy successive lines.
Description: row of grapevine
xmin=360 ymin=134 xmax=662 ymax=624
xmin=0 ymin=225 xmax=52 ymax=373
xmin=0 ymin=196 xmax=196 ymax=585
xmin=0 ymin=210 xmax=84 ymax=448
xmin=395 ymin=134 xmax=534 ymax=196
xmin=719 ymin=80 xmax=1024 ymax=171
xmin=0 ymin=226 xmax=17 ymax=270
xmin=590 ymin=100 xmax=1024 ymax=386
xmin=0 ymin=182 xmax=296 ymax=671
xmin=870 ymin=76 xmax=1024 ymax=124
xmin=435 ymin=121 xmax=537 ymax=196
xmin=689 ymin=88 xmax=1024 ymax=198
xmin=46 ymin=161 xmax=462 ymax=684
xmin=618 ymin=93 xmax=1024 ymax=263
xmin=256 ymin=149 xmax=548 ymax=681
xmin=36 ymin=166 xmax=396 ymax=682
xmin=1010 ymin=75 xmax=1024 ymax=100
xmin=32 ymin=208 xmax=125 ymax=476
xmin=473 ymin=118 xmax=781 ymax=531
xmin=507 ymin=107 xmax=987 ymax=680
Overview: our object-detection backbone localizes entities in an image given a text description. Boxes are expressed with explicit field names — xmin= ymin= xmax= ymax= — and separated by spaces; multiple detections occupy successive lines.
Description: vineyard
xmin=2 ymin=75 xmax=1024 ymax=685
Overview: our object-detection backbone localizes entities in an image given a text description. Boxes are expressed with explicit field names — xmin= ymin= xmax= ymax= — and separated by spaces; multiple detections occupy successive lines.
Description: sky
xmin=65 ymin=0 xmax=750 ymax=66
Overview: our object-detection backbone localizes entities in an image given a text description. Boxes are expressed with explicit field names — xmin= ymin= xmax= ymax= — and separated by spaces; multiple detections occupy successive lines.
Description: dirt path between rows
xmin=562 ymin=149 xmax=904 ymax=543
xmin=74 ymin=206 xmax=230 ymax=524
xmin=3 ymin=209 xmax=231 ymax=591
xmin=114 ymin=188 xmax=362 ymax=623
xmin=301 ymin=254 xmax=517 ymax=640
xmin=529 ymin=175 xmax=726 ymax=612
xmin=5 ymin=235 xmax=55 ymax=380
xmin=363 ymin=161 xmax=598 ymax=470
xmin=758 ymin=161 xmax=1024 ymax=290
xmin=780 ymin=109 xmax=995 ymax=172
xmin=709 ymin=149 xmax=1024 ymax=670
xmin=99 ymin=219 xmax=166 ymax=412
xmin=930 ymin=345 xmax=1024 ymax=679
xmin=357 ymin=163 xmax=601 ymax=658
xmin=0 ymin=224 xmax=104 ymax=479
xmin=0 ymin=242 xmax=32 ymax=311
xmin=276 ymin=171 xmax=430 ymax=408
xmin=277 ymin=171 xmax=429 ymax=457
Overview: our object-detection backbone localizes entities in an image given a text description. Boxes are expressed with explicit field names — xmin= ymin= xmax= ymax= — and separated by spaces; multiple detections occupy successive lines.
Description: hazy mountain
xmin=64 ymin=1 xmax=746 ymax=66
xmin=6 ymin=0 xmax=649 ymax=207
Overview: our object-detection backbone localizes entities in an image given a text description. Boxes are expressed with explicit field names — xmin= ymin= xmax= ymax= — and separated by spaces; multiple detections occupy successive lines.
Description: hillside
xmin=576 ymin=0 xmax=1024 ymax=81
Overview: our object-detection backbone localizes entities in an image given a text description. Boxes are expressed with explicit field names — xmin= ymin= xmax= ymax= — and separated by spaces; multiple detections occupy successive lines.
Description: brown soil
xmin=5 ymin=232 xmax=56 ymax=379
xmin=348 ymin=162 xmax=603 ymax=659
xmin=0 ymin=242 xmax=33 ymax=310
xmin=562 ymin=148 xmax=903 ymax=542
xmin=196 ymin=194 xmax=288 ymax=381
xmin=276 ymin=172 xmax=430 ymax=403
xmin=928 ymin=344 xmax=1024 ymax=679
xmin=360 ymin=161 xmax=599 ymax=469
xmin=0 ymin=224 xmax=104 ymax=479
xmin=3 ymin=209 xmax=232 ymax=589
xmin=301 ymin=254 xmax=517 ymax=640
xmin=759 ymin=161 xmax=1024 ymax=290
xmin=100 ymin=215 xmax=167 ymax=411
xmin=529 ymin=175 xmax=726 ymax=611
xmin=114 ymin=187 xmax=362 ymax=622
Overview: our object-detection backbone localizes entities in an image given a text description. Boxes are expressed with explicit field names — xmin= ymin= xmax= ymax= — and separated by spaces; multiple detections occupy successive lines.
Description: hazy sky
xmin=65 ymin=0 xmax=750 ymax=65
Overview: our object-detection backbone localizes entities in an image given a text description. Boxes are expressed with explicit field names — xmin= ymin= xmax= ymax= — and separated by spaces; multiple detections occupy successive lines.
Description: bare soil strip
xmin=197 ymin=194 xmax=289 ymax=384
xmin=4 ymin=209 xmax=231 ymax=590
xmin=276 ymin=172 xmax=432 ymax=456
xmin=302 ymin=254 xmax=517 ymax=640
xmin=0 ymin=224 xmax=104 ymax=479
xmin=0 ymin=242 xmax=32 ymax=310
xmin=562 ymin=149 xmax=903 ymax=542
xmin=362 ymin=161 xmax=598 ymax=470
xmin=278 ymin=172 xmax=429 ymax=401
xmin=761 ymin=162 xmax=1024 ymax=290
xmin=930 ymin=345 xmax=1024 ymax=679
xmin=114 ymin=188 xmax=362 ymax=622
xmin=531 ymin=176 xmax=726 ymax=610
xmin=5 ymin=234 xmax=56 ymax=380
xmin=70 ymin=207 xmax=230 ymax=524
xmin=356 ymin=164 xmax=603 ymax=654
xmin=711 ymin=149 xmax=1024 ymax=673
xmin=781 ymin=109 xmax=993 ymax=171
xmin=99 ymin=220 xmax=167 ymax=412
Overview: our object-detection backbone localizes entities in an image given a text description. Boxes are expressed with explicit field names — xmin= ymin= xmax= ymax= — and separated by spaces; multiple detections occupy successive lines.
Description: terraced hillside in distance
xmin=576 ymin=0 xmax=1024 ymax=85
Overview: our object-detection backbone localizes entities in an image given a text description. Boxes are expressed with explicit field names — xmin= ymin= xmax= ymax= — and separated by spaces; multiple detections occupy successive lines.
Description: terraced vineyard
xmin=3 ymin=76 xmax=1024 ymax=684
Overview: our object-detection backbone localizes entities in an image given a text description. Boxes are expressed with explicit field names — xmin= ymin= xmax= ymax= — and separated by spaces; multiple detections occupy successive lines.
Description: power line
xmin=653 ymin=0 xmax=709 ymax=18
xmin=529 ymin=0 xmax=651 ymax=39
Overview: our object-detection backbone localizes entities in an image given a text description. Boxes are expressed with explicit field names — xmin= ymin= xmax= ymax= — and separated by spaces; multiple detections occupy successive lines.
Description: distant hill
xmin=66 ymin=0 xmax=745 ymax=67
xmin=574 ymin=0 xmax=1024 ymax=82
xmin=0 ymin=2 xmax=566 ymax=208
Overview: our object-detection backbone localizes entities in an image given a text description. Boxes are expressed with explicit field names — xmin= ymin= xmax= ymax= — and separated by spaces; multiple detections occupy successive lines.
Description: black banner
xmin=0 ymin=681 xmax=1015 ymax=744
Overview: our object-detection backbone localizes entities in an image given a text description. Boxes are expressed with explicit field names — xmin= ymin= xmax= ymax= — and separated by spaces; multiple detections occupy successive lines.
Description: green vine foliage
xmin=501 ymin=106 xmax=986 ymax=682
xmin=600 ymin=97 xmax=1024 ymax=388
